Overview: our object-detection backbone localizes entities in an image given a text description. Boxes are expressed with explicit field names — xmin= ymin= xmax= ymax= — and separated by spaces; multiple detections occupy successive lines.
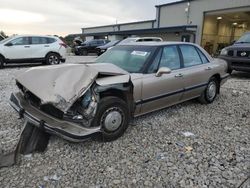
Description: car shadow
xmin=231 ymin=71 xmax=250 ymax=79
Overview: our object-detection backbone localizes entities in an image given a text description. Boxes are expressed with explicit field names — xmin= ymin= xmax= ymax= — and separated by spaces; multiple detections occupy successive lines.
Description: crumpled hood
xmin=16 ymin=63 xmax=128 ymax=112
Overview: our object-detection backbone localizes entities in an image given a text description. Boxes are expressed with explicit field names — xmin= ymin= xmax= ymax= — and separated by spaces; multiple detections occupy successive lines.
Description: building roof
xmin=82 ymin=20 xmax=156 ymax=30
xmin=155 ymin=0 xmax=196 ymax=8
xmin=83 ymin=25 xmax=197 ymax=36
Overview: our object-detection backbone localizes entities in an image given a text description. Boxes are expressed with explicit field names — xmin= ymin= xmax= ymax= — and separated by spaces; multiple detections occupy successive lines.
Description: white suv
xmin=0 ymin=35 xmax=67 ymax=68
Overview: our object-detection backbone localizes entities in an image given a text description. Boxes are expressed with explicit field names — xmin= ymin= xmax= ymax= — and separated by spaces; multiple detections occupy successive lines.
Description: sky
xmin=0 ymin=0 xmax=178 ymax=37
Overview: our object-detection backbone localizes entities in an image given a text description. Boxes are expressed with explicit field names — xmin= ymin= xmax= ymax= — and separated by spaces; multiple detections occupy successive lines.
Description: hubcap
xmin=207 ymin=82 xmax=216 ymax=100
xmin=101 ymin=107 xmax=123 ymax=132
xmin=49 ymin=55 xmax=59 ymax=64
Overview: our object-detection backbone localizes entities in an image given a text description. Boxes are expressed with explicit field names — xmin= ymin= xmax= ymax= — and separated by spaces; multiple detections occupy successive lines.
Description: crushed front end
xmin=9 ymin=83 xmax=101 ymax=142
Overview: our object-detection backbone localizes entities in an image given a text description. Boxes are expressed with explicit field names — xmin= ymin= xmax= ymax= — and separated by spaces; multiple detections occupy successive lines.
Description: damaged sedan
xmin=10 ymin=42 xmax=230 ymax=142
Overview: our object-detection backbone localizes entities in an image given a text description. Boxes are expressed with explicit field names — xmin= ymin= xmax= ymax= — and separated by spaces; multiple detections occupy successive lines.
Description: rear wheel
xmin=91 ymin=96 xmax=129 ymax=141
xmin=199 ymin=77 xmax=219 ymax=104
xmin=0 ymin=56 xmax=5 ymax=69
xmin=46 ymin=53 xmax=60 ymax=65
xmin=81 ymin=49 xmax=88 ymax=56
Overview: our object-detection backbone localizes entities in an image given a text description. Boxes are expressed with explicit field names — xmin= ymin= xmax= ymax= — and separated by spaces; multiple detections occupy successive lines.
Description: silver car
xmin=10 ymin=42 xmax=229 ymax=142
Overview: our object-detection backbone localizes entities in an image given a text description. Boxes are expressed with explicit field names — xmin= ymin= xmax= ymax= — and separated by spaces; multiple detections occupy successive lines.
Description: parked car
xmin=0 ymin=35 xmax=67 ymax=68
xmin=118 ymin=37 xmax=163 ymax=45
xmin=10 ymin=42 xmax=229 ymax=142
xmin=219 ymin=32 xmax=250 ymax=73
xmin=96 ymin=37 xmax=164 ymax=56
xmin=74 ymin=39 xmax=110 ymax=56
xmin=96 ymin=40 xmax=121 ymax=56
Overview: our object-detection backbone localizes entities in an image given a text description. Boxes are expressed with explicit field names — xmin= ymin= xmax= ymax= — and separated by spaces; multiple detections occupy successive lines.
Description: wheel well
xmin=211 ymin=74 xmax=221 ymax=94
xmin=99 ymin=88 xmax=135 ymax=117
xmin=0 ymin=54 xmax=5 ymax=60
xmin=100 ymin=89 xmax=128 ymax=103
xmin=45 ymin=52 xmax=61 ymax=58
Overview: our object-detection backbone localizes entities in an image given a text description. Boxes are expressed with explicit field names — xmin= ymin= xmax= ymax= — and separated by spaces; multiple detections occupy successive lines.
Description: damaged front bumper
xmin=9 ymin=92 xmax=101 ymax=142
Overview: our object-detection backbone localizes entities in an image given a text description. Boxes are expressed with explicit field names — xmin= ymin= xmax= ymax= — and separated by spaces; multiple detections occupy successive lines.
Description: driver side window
xmin=11 ymin=37 xmax=29 ymax=46
xmin=159 ymin=46 xmax=180 ymax=70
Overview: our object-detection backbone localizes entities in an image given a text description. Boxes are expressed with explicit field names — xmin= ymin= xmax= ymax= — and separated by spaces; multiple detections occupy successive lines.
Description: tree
xmin=0 ymin=31 xmax=8 ymax=38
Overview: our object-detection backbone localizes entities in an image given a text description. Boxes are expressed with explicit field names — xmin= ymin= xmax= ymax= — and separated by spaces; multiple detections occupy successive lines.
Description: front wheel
xmin=46 ymin=53 xmax=61 ymax=65
xmin=91 ymin=96 xmax=129 ymax=141
xmin=199 ymin=78 xmax=219 ymax=104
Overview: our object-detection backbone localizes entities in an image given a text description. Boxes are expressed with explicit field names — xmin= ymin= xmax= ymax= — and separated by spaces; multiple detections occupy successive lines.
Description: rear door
xmin=178 ymin=44 xmax=214 ymax=100
xmin=31 ymin=37 xmax=53 ymax=58
xmin=140 ymin=45 xmax=185 ymax=114
xmin=4 ymin=37 xmax=32 ymax=59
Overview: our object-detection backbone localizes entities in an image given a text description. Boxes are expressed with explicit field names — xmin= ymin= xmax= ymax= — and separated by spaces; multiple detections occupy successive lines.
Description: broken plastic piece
xmin=0 ymin=122 xmax=50 ymax=168
xmin=182 ymin=131 xmax=195 ymax=137
xmin=185 ymin=146 xmax=193 ymax=152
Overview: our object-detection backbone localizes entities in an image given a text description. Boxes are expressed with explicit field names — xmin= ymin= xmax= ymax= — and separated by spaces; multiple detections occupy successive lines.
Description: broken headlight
xmin=63 ymin=88 xmax=98 ymax=127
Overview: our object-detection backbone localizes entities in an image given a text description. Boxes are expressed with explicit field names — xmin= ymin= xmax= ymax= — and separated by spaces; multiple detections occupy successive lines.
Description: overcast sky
xmin=0 ymin=0 xmax=178 ymax=37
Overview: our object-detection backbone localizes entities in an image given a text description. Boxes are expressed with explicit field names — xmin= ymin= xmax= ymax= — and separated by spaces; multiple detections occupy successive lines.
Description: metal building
xmin=82 ymin=0 xmax=250 ymax=54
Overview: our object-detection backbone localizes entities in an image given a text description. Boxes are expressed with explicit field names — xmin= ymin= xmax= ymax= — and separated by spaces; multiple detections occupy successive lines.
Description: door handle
xmin=24 ymin=46 xmax=30 ymax=48
xmin=205 ymin=67 xmax=212 ymax=70
xmin=44 ymin=45 xmax=49 ymax=47
xmin=175 ymin=73 xmax=183 ymax=78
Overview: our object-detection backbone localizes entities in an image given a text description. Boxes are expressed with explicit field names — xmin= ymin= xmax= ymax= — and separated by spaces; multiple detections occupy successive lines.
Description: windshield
xmin=95 ymin=45 xmax=155 ymax=73
xmin=236 ymin=33 xmax=250 ymax=43
xmin=0 ymin=36 xmax=15 ymax=44
xmin=104 ymin=40 xmax=120 ymax=47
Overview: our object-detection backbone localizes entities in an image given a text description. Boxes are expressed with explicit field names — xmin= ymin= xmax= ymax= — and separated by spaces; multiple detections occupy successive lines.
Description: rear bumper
xmin=219 ymin=56 xmax=250 ymax=72
xmin=60 ymin=58 xmax=66 ymax=63
xmin=9 ymin=92 xmax=101 ymax=142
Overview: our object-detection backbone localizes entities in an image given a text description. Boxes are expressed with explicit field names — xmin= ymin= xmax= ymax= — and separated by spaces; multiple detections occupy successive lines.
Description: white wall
xmin=85 ymin=36 xmax=94 ymax=41
xmin=107 ymin=35 xmax=124 ymax=41
xmin=120 ymin=21 xmax=153 ymax=31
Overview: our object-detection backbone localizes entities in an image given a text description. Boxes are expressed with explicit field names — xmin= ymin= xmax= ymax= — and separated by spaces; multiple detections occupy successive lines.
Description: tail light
xmin=59 ymin=42 xmax=67 ymax=48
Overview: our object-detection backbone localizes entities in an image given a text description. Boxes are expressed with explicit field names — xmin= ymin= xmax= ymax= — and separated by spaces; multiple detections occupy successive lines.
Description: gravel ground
xmin=0 ymin=57 xmax=249 ymax=188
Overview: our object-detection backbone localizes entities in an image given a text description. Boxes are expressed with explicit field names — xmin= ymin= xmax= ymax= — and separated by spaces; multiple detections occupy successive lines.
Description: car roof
xmin=9 ymin=35 xmax=58 ymax=39
xmin=118 ymin=41 xmax=197 ymax=46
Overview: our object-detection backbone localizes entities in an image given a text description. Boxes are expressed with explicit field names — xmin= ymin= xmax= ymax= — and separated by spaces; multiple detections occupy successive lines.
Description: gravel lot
xmin=0 ymin=57 xmax=249 ymax=188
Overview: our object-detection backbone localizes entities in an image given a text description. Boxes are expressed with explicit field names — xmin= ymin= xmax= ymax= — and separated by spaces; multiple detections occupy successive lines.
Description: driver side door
xmin=140 ymin=45 xmax=185 ymax=114
xmin=4 ymin=37 xmax=32 ymax=60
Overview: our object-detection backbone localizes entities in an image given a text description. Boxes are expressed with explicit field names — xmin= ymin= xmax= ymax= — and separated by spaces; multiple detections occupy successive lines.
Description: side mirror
xmin=155 ymin=67 xmax=171 ymax=77
xmin=5 ymin=43 xmax=13 ymax=47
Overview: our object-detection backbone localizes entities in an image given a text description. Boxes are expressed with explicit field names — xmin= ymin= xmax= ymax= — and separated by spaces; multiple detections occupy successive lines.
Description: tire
xmin=46 ymin=53 xmax=61 ymax=65
xmin=91 ymin=96 xmax=129 ymax=141
xmin=0 ymin=56 xmax=5 ymax=69
xmin=199 ymin=77 xmax=219 ymax=104
xmin=228 ymin=69 xmax=233 ymax=74
xmin=82 ymin=49 xmax=88 ymax=56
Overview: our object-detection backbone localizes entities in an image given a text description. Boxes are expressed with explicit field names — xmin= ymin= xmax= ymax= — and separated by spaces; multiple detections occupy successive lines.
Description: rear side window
xmin=31 ymin=37 xmax=47 ymax=44
xmin=180 ymin=45 xmax=203 ymax=67
xmin=196 ymin=48 xmax=209 ymax=64
xmin=159 ymin=46 xmax=181 ymax=70
xmin=31 ymin=37 xmax=56 ymax=44
xmin=47 ymin=37 xmax=56 ymax=44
